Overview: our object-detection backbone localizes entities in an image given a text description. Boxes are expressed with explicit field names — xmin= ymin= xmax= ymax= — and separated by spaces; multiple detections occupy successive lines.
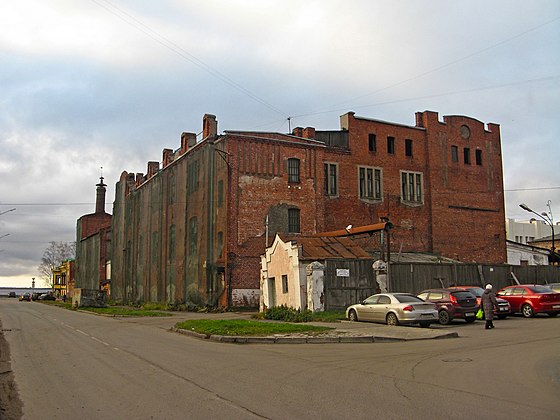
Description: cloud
xmin=0 ymin=0 xmax=559 ymax=285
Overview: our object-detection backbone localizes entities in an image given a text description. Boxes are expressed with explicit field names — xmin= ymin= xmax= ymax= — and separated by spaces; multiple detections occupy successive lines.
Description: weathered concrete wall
xmin=72 ymin=288 xmax=107 ymax=308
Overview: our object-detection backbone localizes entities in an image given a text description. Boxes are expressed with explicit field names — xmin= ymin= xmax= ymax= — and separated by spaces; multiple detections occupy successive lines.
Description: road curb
xmin=171 ymin=327 xmax=458 ymax=344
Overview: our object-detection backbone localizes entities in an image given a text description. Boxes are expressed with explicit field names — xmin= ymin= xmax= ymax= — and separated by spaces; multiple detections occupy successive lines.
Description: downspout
xmin=206 ymin=143 xmax=216 ymax=306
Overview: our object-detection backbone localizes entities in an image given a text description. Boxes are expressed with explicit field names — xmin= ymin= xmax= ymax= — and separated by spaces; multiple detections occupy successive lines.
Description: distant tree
xmin=37 ymin=241 xmax=76 ymax=287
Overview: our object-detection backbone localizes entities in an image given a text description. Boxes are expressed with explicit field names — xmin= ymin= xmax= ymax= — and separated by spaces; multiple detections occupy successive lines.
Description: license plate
xmin=553 ymin=305 xmax=560 ymax=309
xmin=499 ymin=307 xmax=507 ymax=311
xmin=421 ymin=314 xmax=433 ymax=317
xmin=465 ymin=312 xmax=474 ymax=317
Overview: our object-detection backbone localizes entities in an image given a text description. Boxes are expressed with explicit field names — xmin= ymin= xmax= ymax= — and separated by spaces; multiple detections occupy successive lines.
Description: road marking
xmin=91 ymin=336 xmax=110 ymax=346
xmin=76 ymin=329 xmax=89 ymax=336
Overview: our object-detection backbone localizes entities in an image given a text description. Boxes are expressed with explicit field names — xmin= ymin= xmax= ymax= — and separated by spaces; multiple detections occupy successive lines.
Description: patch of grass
xmin=252 ymin=306 xmax=346 ymax=323
xmin=309 ymin=310 xmax=346 ymax=322
xmin=39 ymin=300 xmax=74 ymax=310
xmin=256 ymin=305 xmax=313 ymax=322
xmin=141 ymin=302 xmax=170 ymax=311
xmin=175 ymin=319 xmax=332 ymax=336
xmin=78 ymin=306 xmax=171 ymax=317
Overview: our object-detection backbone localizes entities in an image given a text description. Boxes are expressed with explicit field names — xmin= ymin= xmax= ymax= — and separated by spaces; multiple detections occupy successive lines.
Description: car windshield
xmin=466 ymin=287 xmax=483 ymax=297
xmin=450 ymin=291 xmax=474 ymax=299
xmin=528 ymin=285 xmax=555 ymax=293
xmin=395 ymin=294 xmax=424 ymax=303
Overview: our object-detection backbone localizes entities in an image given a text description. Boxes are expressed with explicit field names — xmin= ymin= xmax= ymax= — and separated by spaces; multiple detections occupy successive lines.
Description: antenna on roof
xmin=287 ymin=117 xmax=291 ymax=133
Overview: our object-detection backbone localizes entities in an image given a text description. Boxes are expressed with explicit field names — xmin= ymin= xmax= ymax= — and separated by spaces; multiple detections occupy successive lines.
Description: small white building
xmin=506 ymin=240 xmax=550 ymax=266
xmin=260 ymin=234 xmax=373 ymax=312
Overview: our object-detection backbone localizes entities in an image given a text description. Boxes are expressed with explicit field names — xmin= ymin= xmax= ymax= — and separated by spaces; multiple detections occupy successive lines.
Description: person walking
xmin=481 ymin=283 xmax=499 ymax=329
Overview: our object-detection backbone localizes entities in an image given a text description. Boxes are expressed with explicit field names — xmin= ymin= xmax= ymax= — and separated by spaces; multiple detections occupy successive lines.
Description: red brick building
xmin=109 ymin=111 xmax=506 ymax=307
xmin=75 ymin=177 xmax=112 ymax=291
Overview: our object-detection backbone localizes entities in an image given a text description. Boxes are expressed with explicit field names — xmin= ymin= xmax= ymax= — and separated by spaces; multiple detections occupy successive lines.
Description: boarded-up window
xmin=189 ymin=217 xmax=198 ymax=256
xmin=169 ymin=224 xmax=176 ymax=262
xmin=217 ymin=180 xmax=224 ymax=207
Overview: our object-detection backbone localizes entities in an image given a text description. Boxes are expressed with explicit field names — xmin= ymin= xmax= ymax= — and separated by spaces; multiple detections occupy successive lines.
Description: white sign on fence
xmin=336 ymin=268 xmax=350 ymax=277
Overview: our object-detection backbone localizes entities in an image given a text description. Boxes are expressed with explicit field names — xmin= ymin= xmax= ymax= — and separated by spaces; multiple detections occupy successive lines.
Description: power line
xmin=290 ymin=75 xmax=559 ymax=120
xmin=90 ymin=0 xmax=288 ymax=118
xmin=290 ymin=15 xmax=560 ymax=121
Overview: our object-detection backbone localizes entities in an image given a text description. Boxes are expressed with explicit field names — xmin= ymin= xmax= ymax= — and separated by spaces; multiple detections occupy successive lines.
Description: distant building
xmin=505 ymin=218 xmax=555 ymax=244
xmin=52 ymin=259 xmax=75 ymax=297
xmin=107 ymin=110 xmax=506 ymax=308
xmin=75 ymin=177 xmax=112 ymax=293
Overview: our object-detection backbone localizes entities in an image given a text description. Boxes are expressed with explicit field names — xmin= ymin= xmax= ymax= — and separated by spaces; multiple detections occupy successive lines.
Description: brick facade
xmin=108 ymin=111 xmax=506 ymax=308
xmin=75 ymin=178 xmax=112 ymax=290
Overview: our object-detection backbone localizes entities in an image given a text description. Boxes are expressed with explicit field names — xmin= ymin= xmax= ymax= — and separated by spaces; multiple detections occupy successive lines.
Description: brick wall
xmin=107 ymin=111 xmax=506 ymax=308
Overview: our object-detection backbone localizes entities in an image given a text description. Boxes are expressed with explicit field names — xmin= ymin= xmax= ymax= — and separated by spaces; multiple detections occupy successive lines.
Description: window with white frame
xmin=358 ymin=166 xmax=382 ymax=200
xmin=401 ymin=171 xmax=423 ymax=203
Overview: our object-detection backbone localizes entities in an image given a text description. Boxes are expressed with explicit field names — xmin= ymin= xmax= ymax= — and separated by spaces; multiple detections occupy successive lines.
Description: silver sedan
xmin=346 ymin=293 xmax=438 ymax=327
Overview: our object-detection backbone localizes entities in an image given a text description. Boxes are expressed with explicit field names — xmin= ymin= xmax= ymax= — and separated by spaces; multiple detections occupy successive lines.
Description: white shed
xmin=260 ymin=234 xmax=372 ymax=312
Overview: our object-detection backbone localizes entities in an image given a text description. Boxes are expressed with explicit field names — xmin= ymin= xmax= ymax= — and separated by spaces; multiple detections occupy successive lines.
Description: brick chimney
xmin=203 ymin=114 xmax=217 ymax=140
xmin=95 ymin=176 xmax=107 ymax=214
xmin=147 ymin=161 xmax=159 ymax=178
xmin=292 ymin=127 xmax=304 ymax=137
xmin=415 ymin=112 xmax=424 ymax=128
xmin=162 ymin=148 xmax=174 ymax=168
xmin=180 ymin=132 xmax=197 ymax=154
xmin=303 ymin=127 xmax=315 ymax=139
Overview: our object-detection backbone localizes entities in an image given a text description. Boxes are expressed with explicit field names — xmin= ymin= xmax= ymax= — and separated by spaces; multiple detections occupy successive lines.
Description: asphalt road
xmin=1 ymin=299 xmax=559 ymax=420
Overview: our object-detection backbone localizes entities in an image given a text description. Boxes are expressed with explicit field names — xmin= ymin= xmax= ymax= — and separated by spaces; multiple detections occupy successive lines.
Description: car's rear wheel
xmin=522 ymin=303 xmax=534 ymax=318
xmin=386 ymin=313 xmax=399 ymax=326
xmin=348 ymin=309 xmax=358 ymax=322
xmin=465 ymin=316 xmax=476 ymax=323
xmin=547 ymin=312 xmax=558 ymax=317
xmin=438 ymin=310 xmax=451 ymax=325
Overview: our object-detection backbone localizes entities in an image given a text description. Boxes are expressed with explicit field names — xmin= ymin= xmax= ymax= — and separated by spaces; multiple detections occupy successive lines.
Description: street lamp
xmin=520 ymin=202 xmax=556 ymax=264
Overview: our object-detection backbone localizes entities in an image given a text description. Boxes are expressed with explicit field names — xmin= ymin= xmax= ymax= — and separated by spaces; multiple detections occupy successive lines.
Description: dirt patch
xmin=0 ymin=321 xmax=23 ymax=420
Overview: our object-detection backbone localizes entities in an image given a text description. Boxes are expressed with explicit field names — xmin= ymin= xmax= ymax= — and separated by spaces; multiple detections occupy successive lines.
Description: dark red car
xmin=496 ymin=284 xmax=560 ymax=318
xmin=448 ymin=286 xmax=511 ymax=319
xmin=417 ymin=288 xmax=479 ymax=325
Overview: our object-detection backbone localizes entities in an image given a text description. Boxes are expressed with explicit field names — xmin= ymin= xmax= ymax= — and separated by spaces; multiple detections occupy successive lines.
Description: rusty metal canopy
xmin=280 ymin=235 xmax=372 ymax=260
xmin=312 ymin=222 xmax=392 ymax=238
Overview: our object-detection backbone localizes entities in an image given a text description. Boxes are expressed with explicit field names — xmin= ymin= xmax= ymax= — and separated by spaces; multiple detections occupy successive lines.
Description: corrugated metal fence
xmin=324 ymin=260 xmax=560 ymax=311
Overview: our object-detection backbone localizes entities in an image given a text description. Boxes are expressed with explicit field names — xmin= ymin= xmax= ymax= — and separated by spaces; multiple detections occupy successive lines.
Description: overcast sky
xmin=1 ymin=1 xmax=559 ymax=287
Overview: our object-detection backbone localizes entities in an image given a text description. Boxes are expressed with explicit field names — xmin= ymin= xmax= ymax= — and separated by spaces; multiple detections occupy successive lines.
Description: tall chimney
xmin=203 ymin=114 xmax=217 ymax=140
xmin=95 ymin=176 xmax=107 ymax=214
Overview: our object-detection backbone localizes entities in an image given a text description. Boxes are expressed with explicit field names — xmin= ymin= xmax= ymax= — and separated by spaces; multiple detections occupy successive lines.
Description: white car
xmin=346 ymin=293 xmax=438 ymax=327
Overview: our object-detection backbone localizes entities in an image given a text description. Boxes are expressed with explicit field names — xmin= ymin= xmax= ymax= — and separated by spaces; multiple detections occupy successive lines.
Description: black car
xmin=38 ymin=292 xmax=56 ymax=301
xmin=447 ymin=286 xmax=511 ymax=319
xmin=19 ymin=293 xmax=31 ymax=301
xmin=417 ymin=288 xmax=479 ymax=325
xmin=8 ymin=291 xmax=16 ymax=298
